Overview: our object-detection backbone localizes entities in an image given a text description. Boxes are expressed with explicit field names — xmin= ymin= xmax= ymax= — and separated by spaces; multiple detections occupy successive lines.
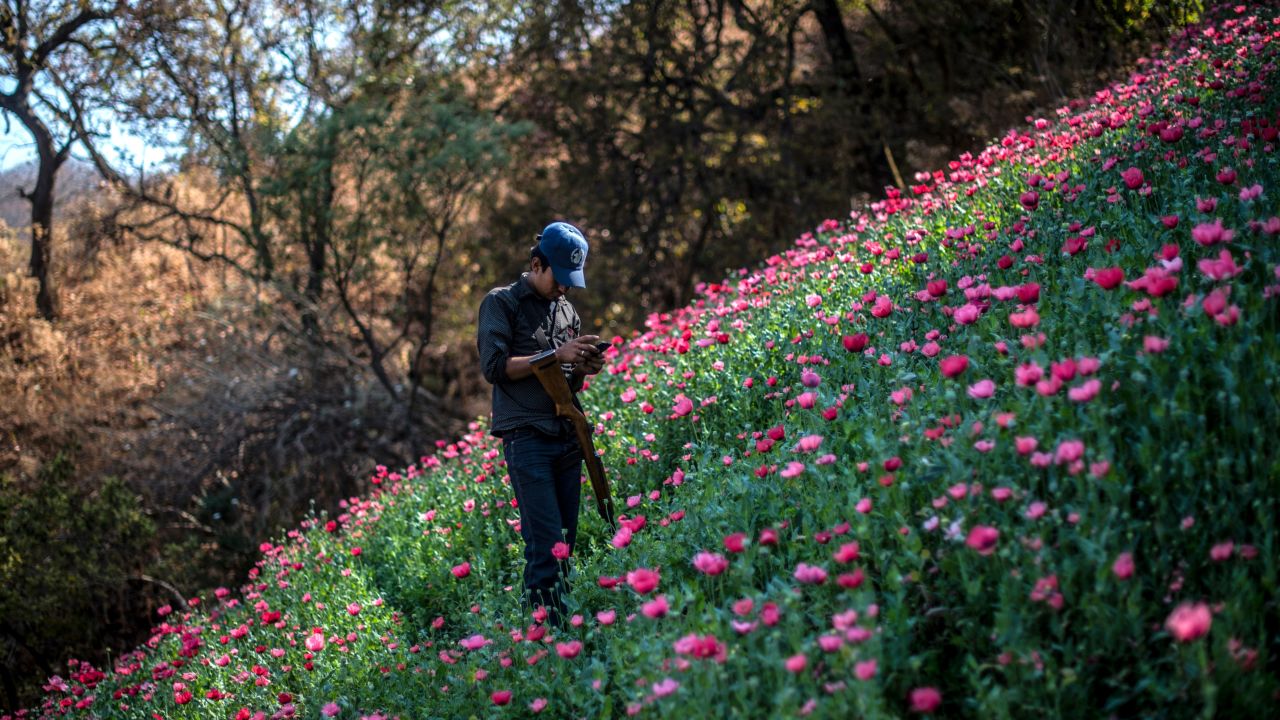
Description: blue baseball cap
xmin=538 ymin=221 xmax=589 ymax=289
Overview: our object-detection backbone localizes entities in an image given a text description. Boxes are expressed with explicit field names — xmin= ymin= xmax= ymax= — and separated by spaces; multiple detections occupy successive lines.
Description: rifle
xmin=529 ymin=348 xmax=617 ymax=529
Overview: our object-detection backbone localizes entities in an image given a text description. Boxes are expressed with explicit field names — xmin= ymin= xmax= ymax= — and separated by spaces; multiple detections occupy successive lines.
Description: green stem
xmin=1196 ymin=640 xmax=1217 ymax=720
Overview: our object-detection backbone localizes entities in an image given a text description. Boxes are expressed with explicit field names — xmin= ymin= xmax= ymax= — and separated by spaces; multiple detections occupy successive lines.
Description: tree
xmin=0 ymin=0 xmax=122 ymax=319
xmin=67 ymin=0 xmax=527 ymax=542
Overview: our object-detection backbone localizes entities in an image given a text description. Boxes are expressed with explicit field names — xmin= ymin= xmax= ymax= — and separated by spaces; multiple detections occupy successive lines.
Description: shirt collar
xmin=515 ymin=272 xmax=555 ymax=305
xmin=513 ymin=273 xmax=535 ymax=300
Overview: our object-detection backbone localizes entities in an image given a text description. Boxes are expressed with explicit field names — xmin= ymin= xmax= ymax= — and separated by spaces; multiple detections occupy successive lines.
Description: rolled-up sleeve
xmin=478 ymin=293 xmax=512 ymax=385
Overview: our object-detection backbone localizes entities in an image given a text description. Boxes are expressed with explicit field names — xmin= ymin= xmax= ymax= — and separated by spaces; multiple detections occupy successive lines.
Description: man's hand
xmin=555 ymin=334 xmax=601 ymax=366
xmin=575 ymin=348 xmax=605 ymax=376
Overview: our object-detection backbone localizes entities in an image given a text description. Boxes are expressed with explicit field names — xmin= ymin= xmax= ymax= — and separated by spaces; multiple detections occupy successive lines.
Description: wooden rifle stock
xmin=529 ymin=349 xmax=616 ymax=529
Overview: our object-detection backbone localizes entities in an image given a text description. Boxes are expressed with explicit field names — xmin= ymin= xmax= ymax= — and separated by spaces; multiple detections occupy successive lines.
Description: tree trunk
xmin=301 ymin=159 xmax=333 ymax=340
xmin=809 ymin=0 xmax=897 ymax=190
xmin=21 ymin=112 xmax=65 ymax=320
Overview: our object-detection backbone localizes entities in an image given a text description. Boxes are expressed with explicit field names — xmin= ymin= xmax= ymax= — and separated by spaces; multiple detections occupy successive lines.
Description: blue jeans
xmin=502 ymin=427 xmax=582 ymax=623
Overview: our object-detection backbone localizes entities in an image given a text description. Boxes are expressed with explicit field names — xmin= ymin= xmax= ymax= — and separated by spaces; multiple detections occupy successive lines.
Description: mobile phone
xmin=596 ymin=341 xmax=612 ymax=352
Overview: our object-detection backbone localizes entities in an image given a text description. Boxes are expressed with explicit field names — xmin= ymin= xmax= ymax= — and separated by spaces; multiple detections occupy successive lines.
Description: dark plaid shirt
xmin=477 ymin=274 xmax=583 ymax=437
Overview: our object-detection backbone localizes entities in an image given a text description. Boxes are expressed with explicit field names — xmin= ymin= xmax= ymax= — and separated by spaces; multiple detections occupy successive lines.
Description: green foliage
xmin=0 ymin=453 xmax=156 ymax=701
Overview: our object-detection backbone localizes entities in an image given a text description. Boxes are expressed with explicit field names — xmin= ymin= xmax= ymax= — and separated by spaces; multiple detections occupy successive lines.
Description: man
xmin=477 ymin=221 xmax=604 ymax=625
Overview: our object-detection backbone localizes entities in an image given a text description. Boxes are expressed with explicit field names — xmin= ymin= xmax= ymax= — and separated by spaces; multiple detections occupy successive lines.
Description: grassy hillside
xmin=10 ymin=4 xmax=1280 ymax=718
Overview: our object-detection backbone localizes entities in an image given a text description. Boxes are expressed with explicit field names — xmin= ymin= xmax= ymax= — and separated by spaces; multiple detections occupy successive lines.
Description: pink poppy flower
xmin=855 ymin=659 xmax=878 ymax=680
xmin=1214 ymin=304 xmax=1240 ymax=326
xmin=909 ymin=687 xmax=942 ymax=713
xmin=837 ymin=570 xmax=865 ymax=589
xmin=723 ymin=532 xmax=747 ymax=553
xmin=1165 ymin=602 xmax=1212 ymax=642
xmin=1068 ymin=379 xmax=1101 ymax=403
xmin=781 ymin=461 xmax=807 ymax=478
xmin=801 ymin=369 xmax=822 ymax=387
xmin=843 ymin=333 xmax=869 ymax=352
xmin=966 ymin=526 xmax=999 ymax=556
xmin=832 ymin=542 xmax=860 ymax=564
xmin=552 ymin=542 xmax=571 ymax=560
xmin=626 ymin=568 xmax=660 ymax=594
xmin=555 ymin=641 xmax=583 ymax=659
xmin=1019 ymin=190 xmax=1039 ymax=210
xmin=794 ymin=563 xmax=828 ymax=585
xmin=346 ymin=603 xmax=361 ymax=616
xmin=322 ymin=703 xmax=341 ymax=717
xmin=1014 ymin=436 xmax=1038 ymax=455
xmin=1143 ymin=336 xmax=1169 ymax=353
xmin=459 ymin=633 xmax=491 ymax=650
xmin=967 ymin=379 xmax=996 ymax=399
xmin=1210 ymin=542 xmax=1234 ymax=562
xmin=1015 ymin=363 xmax=1044 ymax=386
xmin=1121 ymin=166 xmax=1144 ymax=190
xmin=1198 ymin=249 xmax=1243 ymax=280
xmin=1054 ymin=439 xmax=1085 ymax=464
xmin=940 ymin=355 xmax=969 ymax=378
xmin=673 ymin=633 xmax=726 ymax=662
xmin=596 ymin=609 xmax=617 ymax=625
xmin=652 ymin=678 xmax=680 ymax=698
xmin=693 ymin=551 xmax=729 ymax=576
xmin=1009 ymin=308 xmax=1040 ymax=327
xmin=612 ymin=525 xmax=633 ymax=549
xmin=673 ymin=395 xmax=694 ymax=417
xmin=785 ymin=653 xmax=808 ymax=673
xmin=1112 ymin=552 xmax=1134 ymax=580
xmin=1035 ymin=376 xmax=1063 ymax=396
xmin=1126 ymin=266 xmax=1179 ymax=297
xmin=529 ymin=698 xmax=548 ymax=713
xmin=761 ymin=602 xmax=781 ymax=625
xmin=451 ymin=562 xmax=471 ymax=579
xmin=1091 ymin=267 xmax=1125 ymax=289
xmin=305 ymin=631 xmax=325 ymax=652
xmin=797 ymin=392 xmax=818 ymax=409
xmin=1191 ymin=219 xmax=1234 ymax=246
xmin=641 ymin=594 xmax=670 ymax=618
xmin=491 ymin=690 xmax=512 ymax=706
xmin=794 ymin=435 xmax=824 ymax=453
xmin=954 ymin=303 xmax=981 ymax=325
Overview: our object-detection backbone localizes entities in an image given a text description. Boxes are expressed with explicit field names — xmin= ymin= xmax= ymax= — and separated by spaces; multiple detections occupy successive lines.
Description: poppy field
xmin=10 ymin=4 xmax=1280 ymax=719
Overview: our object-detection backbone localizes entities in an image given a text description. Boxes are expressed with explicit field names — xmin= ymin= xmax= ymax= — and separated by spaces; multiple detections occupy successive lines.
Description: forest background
xmin=0 ymin=0 xmax=1201 ymax=708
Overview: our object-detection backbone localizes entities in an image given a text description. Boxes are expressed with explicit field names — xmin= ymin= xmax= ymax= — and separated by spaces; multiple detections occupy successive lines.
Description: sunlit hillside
xmin=9 ymin=3 xmax=1278 ymax=719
